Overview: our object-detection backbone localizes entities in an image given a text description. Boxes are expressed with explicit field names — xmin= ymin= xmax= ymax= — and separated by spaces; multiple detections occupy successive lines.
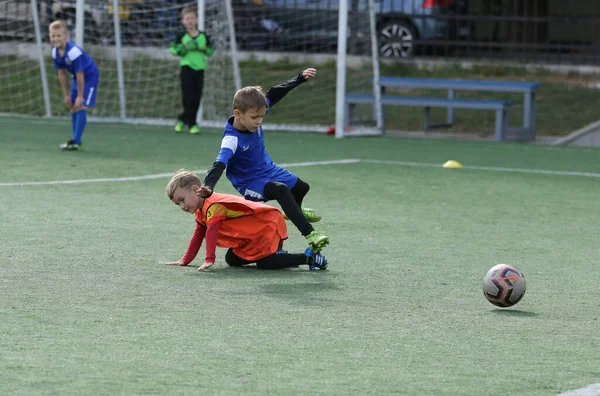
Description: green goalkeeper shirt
xmin=170 ymin=31 xmax=214 ymax=71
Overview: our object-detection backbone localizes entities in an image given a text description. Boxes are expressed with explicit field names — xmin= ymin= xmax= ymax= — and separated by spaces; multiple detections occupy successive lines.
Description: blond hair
xmin=233 ymin=86 xmax=268 ymax=113
xmin=166 ymin=169 xmax=201 ymax=199
xmin=49 ymin=20 xmax=67 ymax=32
xmin=181 ymin=6 xmax=197 ymax=18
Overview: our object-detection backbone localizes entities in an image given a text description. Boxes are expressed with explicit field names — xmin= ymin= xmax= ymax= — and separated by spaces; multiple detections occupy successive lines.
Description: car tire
xmin=378 ymin=20 xmax=417 ymax=58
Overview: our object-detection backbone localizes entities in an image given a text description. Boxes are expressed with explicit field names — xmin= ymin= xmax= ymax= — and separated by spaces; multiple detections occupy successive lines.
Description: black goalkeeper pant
xmin=178 ymin=66 xmax=204 ymax=126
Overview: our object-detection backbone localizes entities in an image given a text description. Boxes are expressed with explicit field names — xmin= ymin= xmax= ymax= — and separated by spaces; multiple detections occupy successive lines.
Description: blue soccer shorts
xmin=236 ymin=166 xmax=298 ymax=202
xmin=71 ymin=79 xmax=99 ymax=107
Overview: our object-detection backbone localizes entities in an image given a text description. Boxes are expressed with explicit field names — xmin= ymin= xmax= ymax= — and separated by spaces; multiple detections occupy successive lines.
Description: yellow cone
xmin=443 ymin=160 xmax=463 ymax=169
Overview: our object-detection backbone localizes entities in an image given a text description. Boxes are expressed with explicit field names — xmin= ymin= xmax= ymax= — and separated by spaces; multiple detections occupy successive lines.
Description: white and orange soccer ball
xmin=482 ymin=264 xmax=526 ymax=307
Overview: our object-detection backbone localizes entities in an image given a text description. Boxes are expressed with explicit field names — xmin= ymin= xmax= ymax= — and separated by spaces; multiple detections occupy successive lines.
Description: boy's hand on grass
xmin=198 ymin=261 xmax=214 ymax=271
xmin=166 ymin=261 xmax=187 ymax=266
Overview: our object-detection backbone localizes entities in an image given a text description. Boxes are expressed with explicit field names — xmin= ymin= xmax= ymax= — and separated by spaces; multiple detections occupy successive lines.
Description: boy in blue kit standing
xmin=49 ymin=20 xmax=99 ymax=151
xmin=197 ymin=68 xmax=329 ymax=254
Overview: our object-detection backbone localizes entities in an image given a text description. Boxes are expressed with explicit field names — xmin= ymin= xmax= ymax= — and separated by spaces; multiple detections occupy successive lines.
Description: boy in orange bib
xmin=166 ymin=170 xmax=328 ymax=271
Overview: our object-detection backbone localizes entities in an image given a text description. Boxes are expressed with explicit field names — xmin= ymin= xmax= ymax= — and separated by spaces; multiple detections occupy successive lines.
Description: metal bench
xmin=345 ymin=93 xmax=514 ymax=141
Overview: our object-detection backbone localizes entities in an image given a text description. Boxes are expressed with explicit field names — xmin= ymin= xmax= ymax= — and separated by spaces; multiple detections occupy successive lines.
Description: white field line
xmin=0 ymin=159 xmax=361 ymax=187
xmin=559 ymin=383 xmax=600 ymax=396
xmin=361 ymin=159 xmax=600 ymax=178
xmin=1 ymin=157 xmax=599 ymax=186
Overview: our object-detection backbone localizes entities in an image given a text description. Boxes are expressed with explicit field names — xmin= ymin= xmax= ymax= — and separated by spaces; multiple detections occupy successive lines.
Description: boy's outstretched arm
xmin=199 ymin=135 xmax=237 ymax=197
xmin=167 ymin=222 xmax=206 ymax=266
xmin=200 ymin=161 xmax=225 ymax=197
xmin=197 ymin=221 xmax=221 ymax=271
xmin=266 ymin=68 xmax=316 ymax=108
xmin=198 ymin=204 xmax=226 ymax=271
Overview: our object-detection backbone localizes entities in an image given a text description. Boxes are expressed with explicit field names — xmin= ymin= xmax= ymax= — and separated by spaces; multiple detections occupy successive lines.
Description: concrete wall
xmin=568 ymin=131 xmax=600 ymax=147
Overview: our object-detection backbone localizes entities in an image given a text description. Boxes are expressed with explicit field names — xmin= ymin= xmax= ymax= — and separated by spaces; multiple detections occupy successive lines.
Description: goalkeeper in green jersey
xmin=169 ymin=6 xmax=214 ymax=135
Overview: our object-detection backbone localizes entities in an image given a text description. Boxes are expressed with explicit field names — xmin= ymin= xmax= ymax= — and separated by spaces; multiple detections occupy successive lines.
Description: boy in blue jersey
xmin=197 ymin=68 xmax=329 ymax=253
xmin=49 ymin=20 xmax=100 ymax=151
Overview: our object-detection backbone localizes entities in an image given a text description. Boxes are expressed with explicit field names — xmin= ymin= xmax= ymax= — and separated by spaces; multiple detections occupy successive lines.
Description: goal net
xmin=0 ymin=0 xmax=52 ymax=116
xmin=0 ymin=0 xmax=380 ymax=135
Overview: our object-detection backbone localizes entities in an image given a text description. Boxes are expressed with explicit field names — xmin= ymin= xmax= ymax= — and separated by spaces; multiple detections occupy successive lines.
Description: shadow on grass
xmin=185 ymin=265 xmax=342 ymax=296
xmin=490 ymin=309 xmax=538 ymax=317
xmin=185 ymin=265 xmax=332 ymax=279
xmin=259 ymin=281 xmax=341 ymax=296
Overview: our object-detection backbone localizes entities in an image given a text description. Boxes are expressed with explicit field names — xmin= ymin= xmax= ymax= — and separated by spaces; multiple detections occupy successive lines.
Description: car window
xmin=268 ymin=0 xmax=341 ymax=10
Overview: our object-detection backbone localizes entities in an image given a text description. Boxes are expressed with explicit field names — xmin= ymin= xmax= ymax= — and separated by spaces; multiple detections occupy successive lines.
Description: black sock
xmin=264 ymin=182 xmax=313 ymax=237
xmin=291 ymin=178 xmax=310 ymax=206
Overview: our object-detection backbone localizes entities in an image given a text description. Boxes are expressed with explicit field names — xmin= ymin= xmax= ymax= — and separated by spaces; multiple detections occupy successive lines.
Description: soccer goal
xmin=0 ymin=0 xmax=241 ymax=127
xmin=0 ymin=0 xmax=382 ymax=136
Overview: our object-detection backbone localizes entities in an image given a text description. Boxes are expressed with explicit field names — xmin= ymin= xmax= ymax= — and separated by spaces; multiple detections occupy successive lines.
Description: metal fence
xmin=1 ymin=0 xmax=599 ymax=65
xmin=420 ymin=0 xmax=600 ymax=65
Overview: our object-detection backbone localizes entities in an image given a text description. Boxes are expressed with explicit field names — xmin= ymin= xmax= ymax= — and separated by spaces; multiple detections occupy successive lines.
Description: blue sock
xmin=74 ymin=110 xmax=87 ymax=145
xmin=71 ymin=112 xmax=77 ymax=142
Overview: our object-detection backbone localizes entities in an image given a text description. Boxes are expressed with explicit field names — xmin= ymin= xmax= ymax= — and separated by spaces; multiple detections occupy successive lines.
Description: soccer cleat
xmin=59 ymin=140 xmax=82 ymax=151
xmin=304 ymin=247 xmax=328 ymax=270
xmin=189 ymin=124 xmax=200 ymax=135
xmin=174 ymin=121 xmax=185 ymax=133
xmin=59 ymin=139 xmax=75 ymax=149
xmin=305 ymin=230 xmax=329 ymax=253
xmin=301 ymin=207 xmax=321 ymax=222
xmin=282 ymin=206 xmax=322 ymax=223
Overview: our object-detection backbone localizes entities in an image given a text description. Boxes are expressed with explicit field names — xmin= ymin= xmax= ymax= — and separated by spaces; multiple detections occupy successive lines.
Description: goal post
xmin=335 ymin=0 xmax=383 ymax=138
xmin=333 ymin=0 xmax=348 ymax=140
xmin=196 ymin=0 xmax=242 ymax=127
xmin=31 ymin=0 xmax=52 ymax=117
xmin=111 ymin=0 xmax=127 ymax=120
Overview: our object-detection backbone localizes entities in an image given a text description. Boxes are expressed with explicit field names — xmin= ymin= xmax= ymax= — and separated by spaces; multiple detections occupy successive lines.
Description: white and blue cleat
xmin=304 ymin=247 xmax=328 ymax=271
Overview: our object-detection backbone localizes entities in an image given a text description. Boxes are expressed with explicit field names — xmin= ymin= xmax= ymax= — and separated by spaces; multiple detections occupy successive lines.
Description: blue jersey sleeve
xmin=215 ymin=135 xmax=238 ymax=164
xmin=216 ymin=147 xmax=234 ymax=164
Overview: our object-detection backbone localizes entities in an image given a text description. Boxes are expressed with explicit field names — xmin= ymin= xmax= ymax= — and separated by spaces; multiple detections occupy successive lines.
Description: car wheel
xmin=379 ymin=20 xmax=417 ymax=58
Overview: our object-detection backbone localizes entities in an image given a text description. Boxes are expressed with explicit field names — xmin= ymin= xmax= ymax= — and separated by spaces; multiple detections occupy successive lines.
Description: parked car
xmin=262 ymin=0 xmax=471 ymax=57
xmin=377 ymin=0 xmax=471 ymax=57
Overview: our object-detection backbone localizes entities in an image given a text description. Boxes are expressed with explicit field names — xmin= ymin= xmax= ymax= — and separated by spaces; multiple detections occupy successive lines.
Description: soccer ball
xmin=482 ymin=264 xmax=526 ymax=307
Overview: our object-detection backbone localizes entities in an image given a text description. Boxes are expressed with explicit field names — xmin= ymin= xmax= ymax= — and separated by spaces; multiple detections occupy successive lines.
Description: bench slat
xmin=345 ymin=94 xmax=512 ymax=110
xmin=376 ymin=77 xmax=541 ymax=92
